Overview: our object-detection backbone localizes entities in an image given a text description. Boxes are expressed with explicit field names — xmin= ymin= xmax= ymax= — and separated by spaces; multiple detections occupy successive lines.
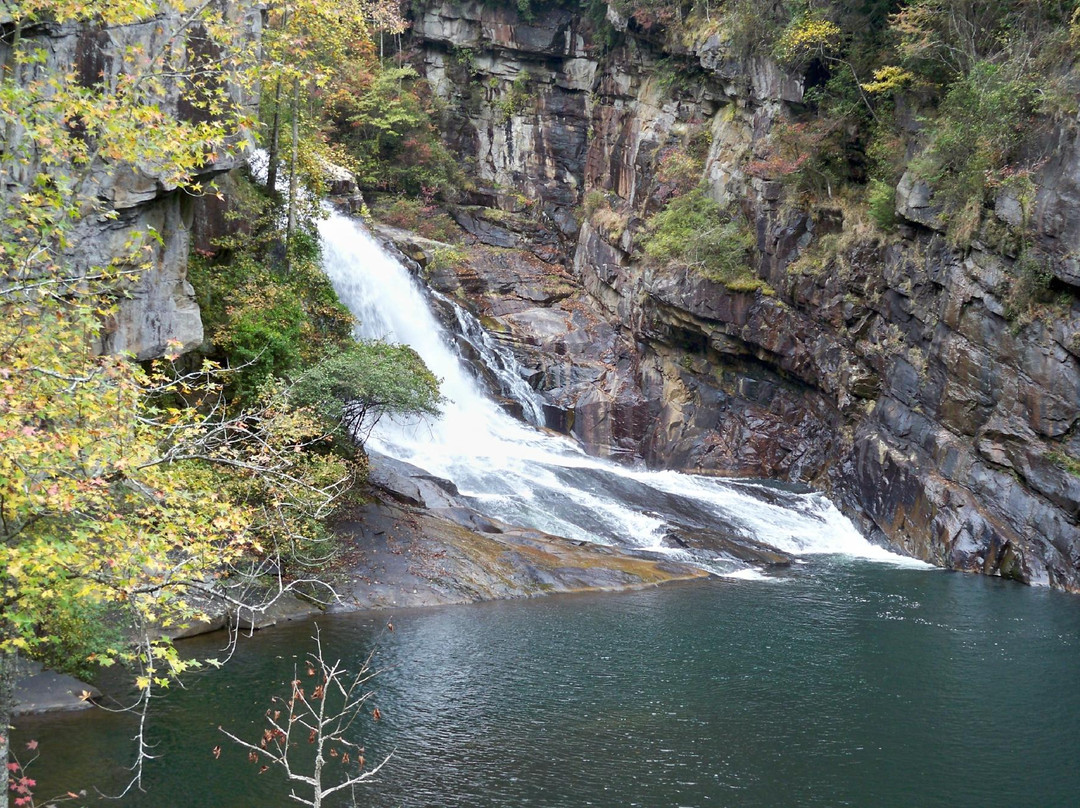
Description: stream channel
xmin=17 ymin=212 xmax=1080 ymax=807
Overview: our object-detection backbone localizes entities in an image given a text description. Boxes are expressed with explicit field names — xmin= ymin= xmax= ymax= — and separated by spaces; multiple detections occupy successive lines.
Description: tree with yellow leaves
xmin=0 ymin=0 xmax=334 ymax=802
xmin=0 ymin=0 xmax=448 ymax=797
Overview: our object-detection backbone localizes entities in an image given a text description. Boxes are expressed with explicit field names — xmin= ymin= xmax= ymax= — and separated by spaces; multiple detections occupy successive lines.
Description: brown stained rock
xmin=400 ymin=0 xmax=1080 ymax=590
xmin=329 ymin=498 xmax=707 ymax=611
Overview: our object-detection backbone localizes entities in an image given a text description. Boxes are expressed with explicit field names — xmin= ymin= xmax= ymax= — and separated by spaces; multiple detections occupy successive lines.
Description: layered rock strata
xmin=404 ymin=1 xmax=1080 ymax=590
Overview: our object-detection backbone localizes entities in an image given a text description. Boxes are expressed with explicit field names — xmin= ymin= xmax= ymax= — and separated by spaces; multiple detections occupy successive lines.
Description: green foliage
xmin=189 ymin=178 xmax=354 ymax=402
xmin=914 ymin=61 xmax=1039 ymax=244
xmin=290 ymin=342 xmax=443 ymax=437
xmin=428 ymin=245 xmax=471 ymax=271
xmin=0 ymin=4 xmax=433 ymax=797
xmin=867 ymin=178 xmax=897 ymax=231
xmin=449 ymin=45 xmax=478 ymax=74
xmin=217 ymin=287 xmax=308 ymax=392
xmin=583 ymin=0 xmax=622 ymax=52
xmin=0 ymin=301 xmax=257 ymax=677
xmin=373 ymin=196 xmax=462 ymax=242
xmin=652 ymin=57 xmax=698 ymax=96
xmin=1004 ymin=244 xmax=1055 ymax=322
xmin=642 ymin=186 xmax=759 ymax=288
xmin=496 ymin=70 xmax=536 ymax=123
xmin=33 ymin=602 xmax=124 ymax=680
xmin=581 ymin=189 xmax=609 ymax=219
xmin=487 ymin=0 xmax=542 ymax=22
xmin=325 ymin=64 xmax=458 ymax=195
xmin=1047 ymin=450 xmax=1080 ymax=478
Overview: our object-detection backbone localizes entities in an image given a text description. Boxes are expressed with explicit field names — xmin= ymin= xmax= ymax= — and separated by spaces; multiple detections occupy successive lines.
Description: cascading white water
xmin=319 ymin=211 xmax=916 ymax=574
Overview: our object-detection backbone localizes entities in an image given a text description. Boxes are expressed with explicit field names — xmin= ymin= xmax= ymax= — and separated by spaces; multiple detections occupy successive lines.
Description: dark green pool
xmin=17 ymin=559 xmax=1080 ymax=807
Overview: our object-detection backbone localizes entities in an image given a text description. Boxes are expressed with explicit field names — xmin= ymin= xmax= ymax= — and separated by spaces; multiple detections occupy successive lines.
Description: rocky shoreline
xmin=14 ymin=454 xmax=707 ymax=715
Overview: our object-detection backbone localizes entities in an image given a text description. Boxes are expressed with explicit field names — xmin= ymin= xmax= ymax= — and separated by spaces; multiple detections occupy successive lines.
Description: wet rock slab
xmin=14 ymin=661 xmax=101 ymax=716
xmin=329 ymin=497 xmax=707 ymax=611
xmin=331 ymin=453 xmax=709 ymax=609
xmin=662 ymin=525 xmax=794 ymax=567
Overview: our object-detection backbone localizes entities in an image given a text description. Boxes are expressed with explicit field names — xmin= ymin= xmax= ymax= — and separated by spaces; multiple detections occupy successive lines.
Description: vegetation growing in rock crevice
xmin=633 ymin=0 xmax=1080 ymax=318
xmin=642 ymin=186 xmax=767 ymax=292
xmin=189 ymin=177 xmax=354 ymax=402
xmin=371 ymin=195 xmax=462 ymax=241
xmin=495 ymin=70 xmax=537 ymax=122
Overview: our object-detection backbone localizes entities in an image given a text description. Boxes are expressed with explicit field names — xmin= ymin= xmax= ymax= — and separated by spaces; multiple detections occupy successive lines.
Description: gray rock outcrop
xmin=5 ymin=7 xmax=260 ymax=361
xmin=402 ymin=0 xmax=1080 ymax=591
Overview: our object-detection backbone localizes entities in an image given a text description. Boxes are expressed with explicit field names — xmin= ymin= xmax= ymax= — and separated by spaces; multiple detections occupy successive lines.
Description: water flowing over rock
xmin=319 ymin=210 xmax=908 ymax=584
xmin=399 ymin=0 xmax=1080 ymax=591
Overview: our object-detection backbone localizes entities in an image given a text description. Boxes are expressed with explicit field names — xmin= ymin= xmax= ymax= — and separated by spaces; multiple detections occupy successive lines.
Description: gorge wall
xmin=401 ymin=0 xmax=1080 ymax=590
xmin=1 ymin=6 xmax=260 ymax=361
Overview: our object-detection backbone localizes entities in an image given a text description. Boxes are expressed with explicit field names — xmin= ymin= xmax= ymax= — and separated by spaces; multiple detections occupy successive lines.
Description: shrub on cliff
xmin=642 ymin=187 xmax=759 ymax=288
xmin=862 ymin=1 xmax=1076 ymax=242
xmin=910 ymin=61 xmax=1041 ymax=245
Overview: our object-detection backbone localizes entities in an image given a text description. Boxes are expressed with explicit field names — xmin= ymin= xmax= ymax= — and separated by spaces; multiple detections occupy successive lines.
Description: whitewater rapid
xmin=318 ymin=211 xmax=919 ymax=574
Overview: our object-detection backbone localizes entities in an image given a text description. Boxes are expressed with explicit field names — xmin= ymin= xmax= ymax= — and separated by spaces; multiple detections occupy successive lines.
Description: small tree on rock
xmin=289 ymin=342 xmax=443 ymax=441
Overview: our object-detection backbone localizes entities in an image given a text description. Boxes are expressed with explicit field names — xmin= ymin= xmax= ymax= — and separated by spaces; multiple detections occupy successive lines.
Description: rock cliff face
xmin=405 ymin=1 xmax=1080 ymax=590
xmin=3 ymin=8 xmax=260 ymax=360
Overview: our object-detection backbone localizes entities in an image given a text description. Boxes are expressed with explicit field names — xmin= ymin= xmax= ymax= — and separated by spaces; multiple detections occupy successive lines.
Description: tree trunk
xmin=312 ymin=751 xmax=323 ymax=808
xmin=285 ymin=75 xmax=300 ymax=266
xmin=0 ymin=650 xmax=18 ymax=808
xmin=1 ymin=19 xmax=25 ymax=195
xmin=265 ymin=76 xmax=283 ymax=194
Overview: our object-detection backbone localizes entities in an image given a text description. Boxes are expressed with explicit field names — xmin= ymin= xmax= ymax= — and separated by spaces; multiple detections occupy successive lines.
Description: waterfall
xmin=318 ymin=211 xmax=915 ymax=574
